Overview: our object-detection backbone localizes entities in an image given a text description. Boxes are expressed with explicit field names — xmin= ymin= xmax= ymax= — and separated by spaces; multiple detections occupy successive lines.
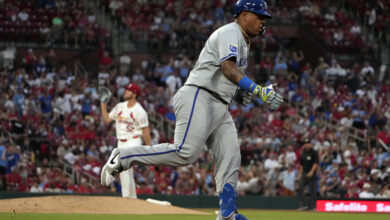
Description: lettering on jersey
xmin=124 ymin=121 xmax=135 ymax=132
xmin=118 ymin=118 xmax=135 ymax=132
xmin=237 ymin=57 xmax=248 ymax=67
xmin=230 ymin=45 xmax=238 ymax=53
xmin=130 ymin=112 xmax=135 ymax=121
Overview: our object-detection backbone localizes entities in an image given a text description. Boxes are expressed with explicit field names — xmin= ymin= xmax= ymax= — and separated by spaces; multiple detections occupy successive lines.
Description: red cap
xmin=125 ymin=83 xmax=141 ymax=97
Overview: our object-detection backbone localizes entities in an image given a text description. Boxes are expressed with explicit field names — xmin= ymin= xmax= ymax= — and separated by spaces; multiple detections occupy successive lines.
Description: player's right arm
xmin=221 ymin=59 xmax=283 ymax=109
xmin=221 ymin=59 xmax=245 ymax=84
xmin=217 ymin=29 xmax=283 ymax=109
xmin=100 ymin=101 xmax=114 ymax=125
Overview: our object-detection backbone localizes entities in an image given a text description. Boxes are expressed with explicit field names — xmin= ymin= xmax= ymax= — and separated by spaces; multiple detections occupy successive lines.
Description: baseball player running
xmin=100 ymin=83 xmax=151 ymax=198
xmin=101 ymin=0 xmax=283 ymax=219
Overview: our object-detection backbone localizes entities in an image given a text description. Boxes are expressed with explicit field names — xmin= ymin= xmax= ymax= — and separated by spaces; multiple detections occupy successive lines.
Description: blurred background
xmin=0 ymin=0 xmax=389 ymax=203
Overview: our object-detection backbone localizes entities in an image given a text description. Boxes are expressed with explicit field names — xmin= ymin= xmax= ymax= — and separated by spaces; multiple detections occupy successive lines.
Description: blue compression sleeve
xmin=238 ymin=76 xmax=258 ymax=93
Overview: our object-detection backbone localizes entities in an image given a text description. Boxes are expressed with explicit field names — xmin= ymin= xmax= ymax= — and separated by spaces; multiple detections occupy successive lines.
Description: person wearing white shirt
xmin=98 ymin=71 xmax=110 ymax=85
xmin=165 ymin=71 xmax=182 ymax=94
xmin=30 ymin=181 xmax=43 ymax=193
xmin=264 ymin=154 xmax=282 ymax=196
xmin=360 ymin=62 xmax=375 ymax=77
xmin=64 ymin=150 xmax=78 ymax=165
xmin=100 ymin=83 xmax=151 ymax=198
xmin=350 ymin=24 xmax=361 ymax=35
xmin=359 ymin=183 xmax=375 ymax=198
xmin=279 ymin=165 xmax=298 ymax=196
xmin=18 ymin=10 xmax=29 ymax=22
xmin=132 ymin=68 xmax=145 ymax=83
xmin=285 ymin=145 xmax=297 ymax=166
xmin=53 ymin=92 xmax=72 ymax=116
xmin=115 ymin=72 xmax=130 ymax=96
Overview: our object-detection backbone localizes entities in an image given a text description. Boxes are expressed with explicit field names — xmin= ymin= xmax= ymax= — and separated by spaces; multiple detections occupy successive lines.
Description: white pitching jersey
xmin=109 ymin=101 xmax=149 ymax=139
xmin=185 ymin=22 xmax=249 ymax=103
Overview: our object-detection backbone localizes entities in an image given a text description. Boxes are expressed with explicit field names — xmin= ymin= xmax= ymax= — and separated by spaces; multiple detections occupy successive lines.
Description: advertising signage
xmin=317 ymin=200 xmax=390 ymax=213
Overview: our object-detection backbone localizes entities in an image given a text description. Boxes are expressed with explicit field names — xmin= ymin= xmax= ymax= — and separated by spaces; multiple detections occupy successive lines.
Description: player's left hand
xmin=98 ymin=86 xmax=112 ymax=104
xmin=234 ymin=88 xmax=252 ymax=106
xmin=253 ymin=84 xmax=283 ymax=109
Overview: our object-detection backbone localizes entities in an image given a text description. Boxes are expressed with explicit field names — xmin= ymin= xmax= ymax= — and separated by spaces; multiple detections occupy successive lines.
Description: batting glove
xmin=234 ymin=88 xmax=253 ymax=106
xmin=253 ymin=84 xmax=283 ymax=109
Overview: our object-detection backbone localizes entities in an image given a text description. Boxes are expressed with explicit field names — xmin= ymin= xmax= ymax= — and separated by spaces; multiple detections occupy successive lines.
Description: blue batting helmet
xmin=234 ymin=0 xmax=272 ymax=19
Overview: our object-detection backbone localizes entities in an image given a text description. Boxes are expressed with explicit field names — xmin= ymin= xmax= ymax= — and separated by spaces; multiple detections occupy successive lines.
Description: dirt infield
xmin=0 ymin=196 xmax=209 ymax=215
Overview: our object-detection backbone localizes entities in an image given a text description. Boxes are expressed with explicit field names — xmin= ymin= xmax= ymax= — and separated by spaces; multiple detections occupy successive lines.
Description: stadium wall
xmin=2 ymin=192 xmax=388 ymax=210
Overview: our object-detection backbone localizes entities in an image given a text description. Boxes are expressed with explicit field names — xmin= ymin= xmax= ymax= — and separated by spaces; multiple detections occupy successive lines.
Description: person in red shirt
xmin=6 ymin=167 xmax=23 ymax=191
xmin=136 ymin=181 xmax=154 ymax=195
xmin=99 ymin=50 xmax=113 ymax=68
xmin=65 ymin=178 xmax=77 ymax=193
xmin=377 ymin=129 xmax=390 ymax=151
xmin=77 ymin=178 xmax=92 ymax=194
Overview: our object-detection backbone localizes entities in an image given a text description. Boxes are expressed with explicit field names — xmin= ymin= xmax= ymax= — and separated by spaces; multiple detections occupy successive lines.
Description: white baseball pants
xmin=117 ymin=137 xmax=141 ymax=198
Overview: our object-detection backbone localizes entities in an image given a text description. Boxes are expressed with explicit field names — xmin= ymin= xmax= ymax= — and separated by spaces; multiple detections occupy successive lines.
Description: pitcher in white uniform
xmin=100 ymin=83 xmax=151 ymax=198
xmin=101 ymin=1 xmax=283 ymax=219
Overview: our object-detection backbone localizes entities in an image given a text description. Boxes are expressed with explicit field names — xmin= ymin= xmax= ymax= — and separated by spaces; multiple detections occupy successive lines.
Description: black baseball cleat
xmin=100 ymin=148 xmax=123 ymax=186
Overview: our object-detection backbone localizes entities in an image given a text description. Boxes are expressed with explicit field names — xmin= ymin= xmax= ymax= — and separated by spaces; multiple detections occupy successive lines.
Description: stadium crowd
xmin=0 ymin=0 xmax=389 ymax=199
xmin=99 ymin=0 xmax=386 ymax=65
xmin=0 ymin=0 xmax=110 ymax=47
xmin=0 ymin=42 xmax=390 ymax=198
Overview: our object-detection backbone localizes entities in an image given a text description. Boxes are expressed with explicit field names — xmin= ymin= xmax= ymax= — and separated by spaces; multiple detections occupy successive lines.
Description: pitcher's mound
xmin=0 ymin=196 xmax=209 ymax=215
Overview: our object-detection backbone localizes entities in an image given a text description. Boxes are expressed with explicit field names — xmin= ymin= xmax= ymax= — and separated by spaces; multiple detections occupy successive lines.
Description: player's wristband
xmin=238 ymin=76 xmax=260 ymax=94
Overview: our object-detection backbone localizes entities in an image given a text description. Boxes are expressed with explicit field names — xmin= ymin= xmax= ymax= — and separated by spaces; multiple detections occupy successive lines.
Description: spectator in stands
xmin=99 ymin=50 xmax=113 ymax=69
xmin=115 ymin=71 xmax=130 ymax=94
xmin=34 ymin=55 xmax=48 ymax=76
xmin=285 ymin=145 xmax=297 ymax=167
xmin=165 ymin=70 xmax=182 ymax=95
xmin=278 ymin=164 xmax=298 ymax=196
xmin=360 ymin=61 xmax=375 ymax=78
xmin=56 ymin=139 xmax=70 ymax=162
xmin=289 ymin=51 xmax=304 ymax=74
xmin=136 ymin=181 xmax=154 ymax=195
xmin=17 ymin=9 xmax=29 ymax=22
xmin=80 ymin=92 xmax=92 ymax=117
xmin=333 ymin=28 xmax=344 ymax=44
xmin=39 ymin=89 xmax=53 ymax=119
xmin=12 ymin=88 xmax=25 ymax=115
xmin=359 ymin=183 xmax=375 ymax=198
xmin=6 ymin=145 xmax=20 ymax=174
xmin=0 ymin=140 xmax=7 ymax=190
xmin=274 ymin=57 xmax=288 ymax=75
xmin=64 ymin=149 xmax=78 ymax=165
xmin=39 ymin=23 xmax=51 ymax=44
xmin=132 ymin=68 xmax=145 ymax=84
xmin=109 ymin=0 xmax=124 ymax=16
xmin=23 ymin=49 xmax=37 ymax=73
xmin=98 ymin=68 xmax=110 ymax=86
xmin=264 ymin=154 xmax=282 ymax=196
xmin=350 ymin=24 xmax=361 ymax=35
xmin=6 ymin=166 xmax=22 ymax=191
xmin=30 ymin=180 xmax=43 ymax=193
xmin=64 ymin=18 xmax=78 ymax=47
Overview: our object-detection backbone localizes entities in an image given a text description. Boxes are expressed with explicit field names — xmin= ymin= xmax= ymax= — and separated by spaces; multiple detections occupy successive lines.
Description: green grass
xmin=0 ymin=210 xmax=389 ymax=220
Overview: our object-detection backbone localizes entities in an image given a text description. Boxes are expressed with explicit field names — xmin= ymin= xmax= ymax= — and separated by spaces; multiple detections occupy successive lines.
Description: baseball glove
xmin=234 ymin=88 xmax=252 ymax=106
xmin=98 ymin=86 xmax=112 ymax=104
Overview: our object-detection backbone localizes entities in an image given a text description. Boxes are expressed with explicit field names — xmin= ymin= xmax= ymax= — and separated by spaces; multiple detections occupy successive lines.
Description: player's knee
xmin=177 ymin=151 xmax=198 ymax=165
xmin=175 ymin=144 xmax=201 ymax=165
xmin=178 ymin=154 xmax=197 ymax=165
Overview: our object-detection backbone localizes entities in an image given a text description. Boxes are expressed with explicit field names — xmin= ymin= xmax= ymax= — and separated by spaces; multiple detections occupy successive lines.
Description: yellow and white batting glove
xmin=253 ymin=84 xmax=284 ymax=109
